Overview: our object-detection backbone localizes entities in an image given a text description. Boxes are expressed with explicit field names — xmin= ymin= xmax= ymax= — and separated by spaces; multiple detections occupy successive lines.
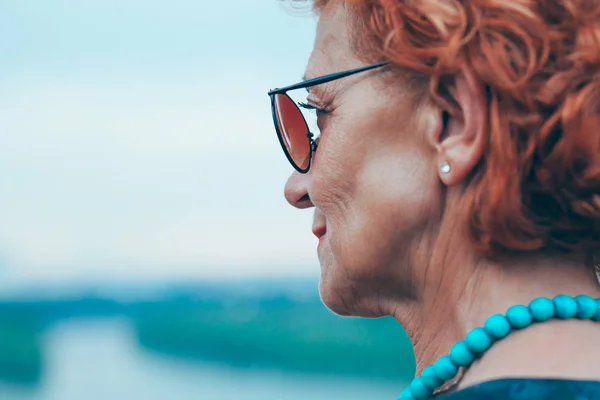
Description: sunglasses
xmin=268 ymin=62 xmax=388 ymax=173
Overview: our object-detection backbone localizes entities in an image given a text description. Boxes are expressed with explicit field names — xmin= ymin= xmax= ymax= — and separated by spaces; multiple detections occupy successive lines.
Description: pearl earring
xmin=440 ymin=161 xmax=451 ymax=174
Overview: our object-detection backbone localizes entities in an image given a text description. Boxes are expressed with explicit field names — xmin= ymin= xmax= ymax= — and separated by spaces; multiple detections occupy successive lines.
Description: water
xmin=0 ymin=319 xmax=405 ymax=400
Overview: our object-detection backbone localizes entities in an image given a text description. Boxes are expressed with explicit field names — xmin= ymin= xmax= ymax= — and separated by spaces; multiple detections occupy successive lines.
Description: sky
xmin=0 ymin=1 xmax=321 ymax=285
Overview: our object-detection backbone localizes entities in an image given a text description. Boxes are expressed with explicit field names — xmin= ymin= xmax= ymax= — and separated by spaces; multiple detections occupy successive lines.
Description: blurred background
xmin=0 ymin=1 xmax=415 ymax=399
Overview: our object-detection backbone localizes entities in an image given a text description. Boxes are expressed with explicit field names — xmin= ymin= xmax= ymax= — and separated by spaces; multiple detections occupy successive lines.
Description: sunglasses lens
xmin=274 ymin=94 xmax=311 ymax=171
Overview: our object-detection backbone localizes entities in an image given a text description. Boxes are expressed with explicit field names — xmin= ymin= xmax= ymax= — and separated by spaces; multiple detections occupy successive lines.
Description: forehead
xmin=304 ymin=5 xmax=357 ymax=80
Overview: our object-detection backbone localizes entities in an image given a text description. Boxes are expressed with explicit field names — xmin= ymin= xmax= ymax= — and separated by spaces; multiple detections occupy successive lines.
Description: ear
xmin=432 ymin=66 xmax=487 ymax=186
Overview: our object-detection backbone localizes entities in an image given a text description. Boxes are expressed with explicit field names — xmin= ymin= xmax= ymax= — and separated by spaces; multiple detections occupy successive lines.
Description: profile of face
xmin=283 ymin=7 xmax=431 ymax=316
xmin=283 ymin=3 xmax=487 ymax=317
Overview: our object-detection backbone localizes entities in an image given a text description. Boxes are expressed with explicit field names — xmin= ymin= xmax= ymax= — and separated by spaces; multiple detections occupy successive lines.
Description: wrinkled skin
xmin=281 ymin=2 xmax=600 ymax=388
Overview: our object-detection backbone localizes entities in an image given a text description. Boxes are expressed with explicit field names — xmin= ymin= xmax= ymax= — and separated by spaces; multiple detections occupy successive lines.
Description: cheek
xmin=360 ymin=151 xmax=435 ymax=215
xmin=310 ymin=131 xmax=360 ymax=214
xmin=328 ymin=148 xmax=440 ymax=278
xmin=357 ymin=151 xmax=437 ymax=244
xmin=309 ymin=99 xmax=440 ymax=276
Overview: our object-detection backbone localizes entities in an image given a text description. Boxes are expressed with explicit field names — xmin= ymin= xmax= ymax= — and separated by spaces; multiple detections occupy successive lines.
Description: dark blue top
xmin=439 ymin=378 xmax=600 ymax=399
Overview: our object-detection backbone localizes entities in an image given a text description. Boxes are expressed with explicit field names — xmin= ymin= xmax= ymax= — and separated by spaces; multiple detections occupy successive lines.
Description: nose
xmin=284 ymin=170 xmax=313 ymax=209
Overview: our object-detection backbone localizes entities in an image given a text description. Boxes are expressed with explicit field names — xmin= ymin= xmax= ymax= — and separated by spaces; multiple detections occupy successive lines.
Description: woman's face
xmin=284 ymin=5 xmax=444 ymax=316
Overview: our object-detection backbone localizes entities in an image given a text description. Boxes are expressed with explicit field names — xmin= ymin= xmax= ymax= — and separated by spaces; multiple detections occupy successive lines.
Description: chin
xmin=317 ymin=240 xmax=401 ymax=318
xmin=316 ymin=229 xmax=389 ymax=317
xmin=318 ymin=276 xmax=353 ymax=316
xmin=317 ymin=258 xmax=367 ymax=317
xmin=316 ymin=244 xmax=346 ymax=314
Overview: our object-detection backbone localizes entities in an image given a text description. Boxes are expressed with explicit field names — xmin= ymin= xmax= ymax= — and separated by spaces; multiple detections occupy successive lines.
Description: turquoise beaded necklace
xmin=398 ymin=294 xmax=600 ymax=400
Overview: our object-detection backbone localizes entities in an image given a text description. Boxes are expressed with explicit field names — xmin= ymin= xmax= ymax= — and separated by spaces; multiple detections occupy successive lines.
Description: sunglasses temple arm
xmin=269 ymin=62 xmax=388 ymax=95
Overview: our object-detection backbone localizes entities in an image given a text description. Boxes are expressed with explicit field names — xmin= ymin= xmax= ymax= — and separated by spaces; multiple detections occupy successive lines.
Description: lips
xmin=312 ymin=225 xmax=327 ymax=239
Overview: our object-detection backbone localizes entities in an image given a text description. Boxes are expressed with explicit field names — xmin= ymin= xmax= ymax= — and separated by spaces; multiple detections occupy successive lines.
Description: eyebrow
xmin=302 ymin=73 xmax=315 ymax=93
xmin=302 ymin=73 xmax=322 ymax=96
xmin=300 ymin=72 xmax=310 ymax=93
xmin=301 ymin=69 xmax=316 ymax=81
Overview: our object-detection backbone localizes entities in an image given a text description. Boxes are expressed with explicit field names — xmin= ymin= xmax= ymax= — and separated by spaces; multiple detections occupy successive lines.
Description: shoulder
xmin=439 ymin=378 xmax=600 ymax=400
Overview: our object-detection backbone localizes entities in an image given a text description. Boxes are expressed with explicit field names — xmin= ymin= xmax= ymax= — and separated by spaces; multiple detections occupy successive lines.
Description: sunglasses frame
xmin=268 ymin=61 xmax=388 ymax=173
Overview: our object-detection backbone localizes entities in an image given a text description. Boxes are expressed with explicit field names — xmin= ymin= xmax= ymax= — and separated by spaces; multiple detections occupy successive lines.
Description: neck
xmin=391 ymin=251 xmax=600 ymax=386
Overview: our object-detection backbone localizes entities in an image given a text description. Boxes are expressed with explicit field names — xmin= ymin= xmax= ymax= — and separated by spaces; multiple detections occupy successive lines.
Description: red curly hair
xmin=285 ymin=0 xmax=600 ymax=258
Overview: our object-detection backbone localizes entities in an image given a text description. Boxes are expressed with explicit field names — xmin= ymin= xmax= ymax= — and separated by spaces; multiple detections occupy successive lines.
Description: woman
xmin=267 ymin=0 xmax=600 ymax=399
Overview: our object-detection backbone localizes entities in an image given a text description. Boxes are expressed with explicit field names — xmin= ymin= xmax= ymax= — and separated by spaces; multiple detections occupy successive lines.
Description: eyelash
xmin=298 ymin=102 xmax=328 ymax=116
